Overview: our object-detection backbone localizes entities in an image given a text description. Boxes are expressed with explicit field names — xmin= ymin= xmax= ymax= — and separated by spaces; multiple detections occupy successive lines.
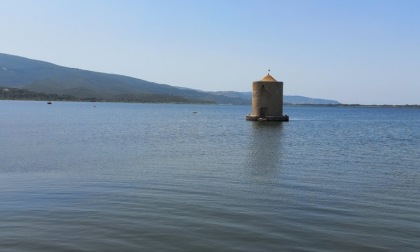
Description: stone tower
xmin=246 ymin=72 xmax=289 ymax=121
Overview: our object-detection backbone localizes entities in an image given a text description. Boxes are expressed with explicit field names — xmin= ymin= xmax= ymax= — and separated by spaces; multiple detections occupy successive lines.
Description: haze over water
xmin=1 ymin=101 xmax=419 ymax=251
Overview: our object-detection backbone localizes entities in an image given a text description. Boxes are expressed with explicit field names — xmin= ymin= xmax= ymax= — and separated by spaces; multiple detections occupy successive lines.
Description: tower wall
xmin=251 ymin=81 xmax=284 ymax=117
xmin=246 ymin=73 xmax=289 ymax=121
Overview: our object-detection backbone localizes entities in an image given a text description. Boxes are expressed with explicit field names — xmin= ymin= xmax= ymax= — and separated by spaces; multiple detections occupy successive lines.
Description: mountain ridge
xmin=0 ymin=53 xmax=340 ymax=105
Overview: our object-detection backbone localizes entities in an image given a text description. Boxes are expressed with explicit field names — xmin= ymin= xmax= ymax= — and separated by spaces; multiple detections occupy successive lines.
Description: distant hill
xmin=284 ymin=95 xmax=340 ymax=105
xmin=210 ymin=91 xmax=340 ymax=105
xmin=0 ymin=53 xmax=340 ymax=104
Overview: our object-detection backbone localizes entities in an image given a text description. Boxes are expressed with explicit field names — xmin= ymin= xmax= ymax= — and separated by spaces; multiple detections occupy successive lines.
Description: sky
xmin=1 ymin=0 xmax=419 ymax=104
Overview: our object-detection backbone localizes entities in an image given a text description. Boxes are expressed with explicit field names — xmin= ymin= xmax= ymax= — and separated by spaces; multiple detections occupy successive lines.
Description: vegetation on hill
xmin=0 ymin=86 xmax=213 ymax=103
xmin=1 ymin=86 xmax=80 ymax=101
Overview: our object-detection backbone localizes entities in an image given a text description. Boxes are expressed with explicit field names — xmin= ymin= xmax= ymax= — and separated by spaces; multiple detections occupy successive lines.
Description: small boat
xmin=47 ymin=101 xmax=52 ymax=104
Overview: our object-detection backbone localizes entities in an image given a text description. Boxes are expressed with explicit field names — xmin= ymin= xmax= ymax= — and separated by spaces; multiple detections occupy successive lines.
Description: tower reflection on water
xmin=245 ymin=122 xmax=286 ymax=183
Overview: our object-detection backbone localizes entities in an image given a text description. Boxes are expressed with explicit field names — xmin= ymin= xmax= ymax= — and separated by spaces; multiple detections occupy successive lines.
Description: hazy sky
xmin=1 ymin=0 xmax=419 ymax=104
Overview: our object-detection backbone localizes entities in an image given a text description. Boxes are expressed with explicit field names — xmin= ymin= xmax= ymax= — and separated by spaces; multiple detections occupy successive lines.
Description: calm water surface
xmin=1 ymin=101 xmax=419 ymax=251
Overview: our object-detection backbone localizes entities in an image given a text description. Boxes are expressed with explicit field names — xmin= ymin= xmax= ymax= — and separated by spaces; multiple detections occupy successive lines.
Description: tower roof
xmin=261 ymin=73 xmax=278 ymax=82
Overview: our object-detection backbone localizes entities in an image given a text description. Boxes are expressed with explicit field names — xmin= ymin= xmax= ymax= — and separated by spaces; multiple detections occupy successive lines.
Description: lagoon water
xmin=0 ymin=100 xmax=419 ymax=251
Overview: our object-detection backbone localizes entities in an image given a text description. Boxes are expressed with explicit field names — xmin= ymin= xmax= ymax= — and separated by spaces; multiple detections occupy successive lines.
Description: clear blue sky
xmin=1 ymin=0 xmax=419 ymax=104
